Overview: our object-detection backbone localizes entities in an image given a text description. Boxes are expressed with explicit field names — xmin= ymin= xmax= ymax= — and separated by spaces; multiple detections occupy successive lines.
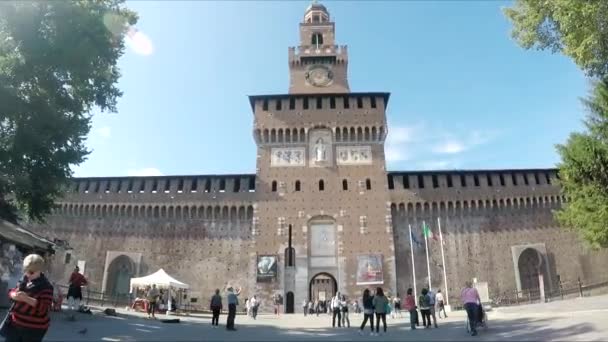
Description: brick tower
xmin=249 ymin=1 xmax=396 ymax=312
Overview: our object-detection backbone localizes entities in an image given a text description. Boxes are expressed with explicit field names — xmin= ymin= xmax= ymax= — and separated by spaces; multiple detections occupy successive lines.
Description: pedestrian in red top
xmin=4 ymin=254 xmax=53 ymax=342
xmin=67 ymin=266 xmax=87 ymax=315
xmin=404 ymin=288 xmax=417 ymax=330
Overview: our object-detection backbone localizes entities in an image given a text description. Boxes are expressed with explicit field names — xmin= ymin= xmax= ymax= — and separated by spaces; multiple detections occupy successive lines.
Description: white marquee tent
xmin=130 ymin=268 xmax=189 ymax=290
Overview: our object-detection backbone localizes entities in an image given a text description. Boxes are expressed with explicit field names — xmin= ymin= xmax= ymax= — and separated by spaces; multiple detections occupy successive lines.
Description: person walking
xmin=66 ymin=266 xmax=87 ymax=317
xmin=392 ymin=293 xmax=402 ymax=318
xmin=3 ymin=254 xmax=54 ymax=342
xmin=226 ymin=286 xmax=241 ymax=331
xmin=419 ymin=288 xmax=432 ymax=328
xmin=340 ymin=295 xmax=350 ymax=328
xmin=210 ymin=289 xmax=222 ymax=328
xmin=146 ymin=284 xmax=159 ymax=319
xmin=358 ymin=289 xmax=375 ymax=336
xmin=428 ymin=288 xmax=438 ymax=328
xmin=436 ymin=289 xmax=447 ymax=318
xmin=250 ymin=295 xmax=259 ymax=320
xmin=461 ymin=281 xmax=481 ymax=336
xmin=372 ymin=287 xmax=388 ymax=335
xmin=302 ymin=299 xmax=308 ymax=316
xmin=331 ymin=292 xmax=342 ymax=328
xmin=404 ymin=288 xmax=417 ymax=330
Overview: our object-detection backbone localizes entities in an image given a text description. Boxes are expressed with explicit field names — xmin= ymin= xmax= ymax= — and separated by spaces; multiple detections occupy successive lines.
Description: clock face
xmin=305 ymin=65 xmax=333 ymax=87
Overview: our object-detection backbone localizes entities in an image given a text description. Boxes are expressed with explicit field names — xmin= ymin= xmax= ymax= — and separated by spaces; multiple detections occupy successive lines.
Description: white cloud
xmin=97 ymin=126 xmax=111 ymax=138
xmin=126 ymin=168 xmax=163 ymax=177
xmin=418 ymin=160 xmax=458 ymax=170
xmin=387 ymin=125 xmax=417 ymax=144
xmin=433 ymin=141 xmax=466 ymax=154
xmin=385 ymin=146 xmax=409 ymax=162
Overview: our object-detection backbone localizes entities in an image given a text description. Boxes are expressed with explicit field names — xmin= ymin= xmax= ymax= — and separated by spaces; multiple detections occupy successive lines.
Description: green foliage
xmin=556 ymin=80 xmax=608 ymax=249
xmin=503 ymin=0 xmax=608 ymax=78
xmin=0 ymin=1 xmax=137 ymax=223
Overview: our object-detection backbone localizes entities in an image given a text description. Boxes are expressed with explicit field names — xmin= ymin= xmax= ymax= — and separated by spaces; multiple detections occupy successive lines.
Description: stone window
xmin=356 ymin=97 xmax=363 ymax=109
xmin=473 ymin=174 xmax=479 ymax=187
xmin=418 ymin=175 xmax=424 ymax=189
xmin=262 ymin=99 xmax=269 ymax=111
xmin=219 ymin=179 xmax=226 ymax=192
xmin=447 ymin=174 xmax=453 ymax=188
xmin=289 ymin=97 xmax=295 ymax=110
xmin=486 ymin=173 xmax=493 ymax=187
xmin=432 ymin=175 xmax=439 ymax=188
xmin=499 ymin=174 xmax=505 ymax=186
xmin=534 ymin=173 xmax=540 ymax=185
xmin=370 ymin=96 xmax=377 ymax=108
xmin=152 ymin=179 xmax=158 ymax=193
xmin=366 ymin=178 xmax=371 ymax=190
xmin=316 ymin=97 xmax=322 ymax=109
xmin=342 ymin=179 xmax=348 ymax=191
xmin=272 ymin=181 xmax=277 ymax=192
xmin=461 ymin=174 xmax=467 ymax=187
xmin=295 ymin=180 xmax=301 ymax=192
xmin=545 ymin=172 xmax=552 ymax=185
xmin=234 ymin=178 xmax=241 ymax=192
xmin=319 ymin=180 xmax=325 ymax=191
xmin=303 ymin=97 xmax=309 ymax=110
xmin=191 ymin=179 xmax=198 ymax=192
xmin=311 ymin=32 xmax=323 ymax=45
xmin=177 ymin=178 xmax=184 ymax=193
xmin=330 ymin=97 xmax=336 ymax=109
xmin=403 ymin=175 xmax=410 ymax=189
xmin=343 ymin=96 xmax=350 ymax=109
xmin=524 ymin=174 xmax=529 ymax=185
xmin=512 ymin=173 xmax=518 ymax=186
xmin=387 ymin=175 xmax=394 ymax=189
xmin=275 ymin=99 xmax=282 ymax=111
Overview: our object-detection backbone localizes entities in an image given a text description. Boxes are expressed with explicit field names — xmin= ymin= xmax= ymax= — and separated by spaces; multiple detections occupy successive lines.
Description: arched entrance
xmin=105 ymin=255 xmax=136 ymax=296
xmin=286 ymin=291 xmax=295 ymax=313
xmin=518 ymin=248 xmax=544 ymax=295
xmin=309 ymin=273 xmax=337 ymax=302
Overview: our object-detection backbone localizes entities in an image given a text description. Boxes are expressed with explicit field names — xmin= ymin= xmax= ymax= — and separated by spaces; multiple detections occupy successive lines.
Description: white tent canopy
xmin=130 ymin=268 xmax=189 ymax=290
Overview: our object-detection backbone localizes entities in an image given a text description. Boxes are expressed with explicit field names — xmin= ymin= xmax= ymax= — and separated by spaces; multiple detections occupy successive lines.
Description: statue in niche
xmin=114 ymin=263 xmax=131 ymax=296
xmin=314 ymin=138 xmax=327 ymax=162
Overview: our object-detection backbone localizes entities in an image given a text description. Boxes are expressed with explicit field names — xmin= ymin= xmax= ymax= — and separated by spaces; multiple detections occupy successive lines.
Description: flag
xmin=422 ymin=222 xmax=433 ymax=240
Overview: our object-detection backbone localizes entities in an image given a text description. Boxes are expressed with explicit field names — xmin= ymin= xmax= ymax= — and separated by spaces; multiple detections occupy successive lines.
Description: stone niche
xmin=101 ymin=251 xmax=142 ymax=295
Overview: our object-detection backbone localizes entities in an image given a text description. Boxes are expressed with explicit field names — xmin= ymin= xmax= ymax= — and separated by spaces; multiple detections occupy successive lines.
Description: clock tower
xmin=288 ymin=2 xmax=349 ymax=94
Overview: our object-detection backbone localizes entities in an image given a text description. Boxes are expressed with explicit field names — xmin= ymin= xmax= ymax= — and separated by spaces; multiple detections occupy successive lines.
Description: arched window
xmin=319 ymin=180 xmax=325 ymax=191
xmin=295 ymin=180 xmax=301 ymax=192
xmin=342 ymin=179 xmax=348 ymax=191
xmin=311 ymin=33 xmax=323 ymax=47
xmin=271 ymin=181 xmax=277 ymax=192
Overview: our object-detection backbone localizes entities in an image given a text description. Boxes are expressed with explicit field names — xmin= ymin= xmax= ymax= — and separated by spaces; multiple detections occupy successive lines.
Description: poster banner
xmin=356 ymin=254 xmax=384 ymax=285
xmin=256 ymin=255 xmax=278 ymax=282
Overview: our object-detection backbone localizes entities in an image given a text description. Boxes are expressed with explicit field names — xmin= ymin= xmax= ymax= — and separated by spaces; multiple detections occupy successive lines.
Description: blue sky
xmin=74 ymin=0 xmax=588 ymax=177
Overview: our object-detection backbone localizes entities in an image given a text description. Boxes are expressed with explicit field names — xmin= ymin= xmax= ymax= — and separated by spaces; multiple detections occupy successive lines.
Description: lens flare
xmin=126 ymin=27 xmax=154 ymax=56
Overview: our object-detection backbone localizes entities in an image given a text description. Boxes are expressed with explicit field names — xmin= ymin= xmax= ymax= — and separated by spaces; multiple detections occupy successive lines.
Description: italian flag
xmin=422 ymin=222 xmax=438 ymax=241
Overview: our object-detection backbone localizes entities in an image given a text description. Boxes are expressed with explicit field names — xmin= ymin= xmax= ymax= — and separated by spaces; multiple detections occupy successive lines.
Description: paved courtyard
xmin=4 ymin=294 xmax=607 ymax=341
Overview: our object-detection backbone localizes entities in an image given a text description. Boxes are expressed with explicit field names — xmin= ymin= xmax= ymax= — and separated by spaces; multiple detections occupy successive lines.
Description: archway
xmin=309 ymin=272 xmax=337 ymax=302
xmin=517 ymin=248 xmax=544 ymax=295
xmin=286 ymin=291 xmax=294 ymax=314
xmin=105 ymin=255 xmax=136 ymax=296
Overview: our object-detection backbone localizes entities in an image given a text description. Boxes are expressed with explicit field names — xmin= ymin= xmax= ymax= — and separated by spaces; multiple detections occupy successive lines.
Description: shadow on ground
xmin=36 ymin=309 xmax=605 ymax=342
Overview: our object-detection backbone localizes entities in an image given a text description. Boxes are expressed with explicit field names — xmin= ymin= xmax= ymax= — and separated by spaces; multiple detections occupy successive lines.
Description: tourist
xmin=331 ymin=292 xmax=342 ymax=327
xmin=436 ymin=289 xmax=447 ymax=318
xmin=404 ymin=288 xmax=416 ymax=330
xmin=308 ymin=300 xmax=314 ymax=315
xmin=428 ymin=288 xmax=438 ymax=328
xmin=146 ymin=284 xmax=159 ymax=319
xmin=340 ymin=294 xmax=350 ymax=327
xmin=66 ymin=266 xmax=87 ymax=315
xmin=226 ymin=286 xmax=241 ymax=331
xmin=461 ymin=281 xmax=481 ymax=336
xmin=210 ymin=289 xmax=222 ymax=328
xmin=4 ymin=254 xmax=53 ymax=342
xmin=359 ymin=288 xmax=375 ymax=336
xmin=372 ymin=287 xmax=388 ymax=335
xmin=302 ymin=299 xmax=308 ymax=316
xmin=250 ymin=295 xmax=259 ymax=320
xmin=392 ymin=293 xmax=402 ymax=318
xmin=314 ymin=299 xmax=320 ymax=316
xmin=353 ymin=300 xmax=360 ymax=315
xmin=245 ymin=298 xmax=250 ymax=317
xmin=419 ymin=288 xmax=432 ymax=328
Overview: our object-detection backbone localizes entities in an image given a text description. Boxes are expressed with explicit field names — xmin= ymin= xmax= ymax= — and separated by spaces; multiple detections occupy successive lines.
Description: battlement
xmin=66 ymin=174 xmax=256 ymax=195
xmin=248 ymin=92 xmax=388 ymax=112
xmin=288 ymin=45 xmax=348 ymax=64
xmin=388 ymin=168 xmax=558 ymax=191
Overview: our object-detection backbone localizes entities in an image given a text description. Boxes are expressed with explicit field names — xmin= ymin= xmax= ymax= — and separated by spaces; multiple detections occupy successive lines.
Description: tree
xmin=504 ymin=0 xmax=608 ymax=248
xmin=0 ymin=1 xmax=137 ymax=223
xmin=556 ymin=80 xmax=608 ymax=249
xmin=503 ymin=0 xmax=608 ymax=78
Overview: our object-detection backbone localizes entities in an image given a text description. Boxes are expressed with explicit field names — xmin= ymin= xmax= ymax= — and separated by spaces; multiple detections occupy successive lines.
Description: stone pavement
xmin=2 ymin=295 xmax=607 ymax=341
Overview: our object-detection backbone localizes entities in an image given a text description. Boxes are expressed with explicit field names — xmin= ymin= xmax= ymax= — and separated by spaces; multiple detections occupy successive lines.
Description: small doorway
xmin=518 ymin=248 xmax=546 ymax=297
xmin=286 ymin=291 xmax=294 ymax=313
xmin=309 ymin=273 xmax=337 ymax=302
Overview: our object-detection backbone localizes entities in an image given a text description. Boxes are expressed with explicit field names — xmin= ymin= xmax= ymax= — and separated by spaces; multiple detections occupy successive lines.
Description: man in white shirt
xmin=436 ymin=289 xmax=447 ymax=318
xmin=331 ymin=292 xmax=342 ymax=327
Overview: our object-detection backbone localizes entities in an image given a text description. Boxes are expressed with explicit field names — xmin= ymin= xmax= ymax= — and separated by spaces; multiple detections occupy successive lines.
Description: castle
xmin=29 ymin=3 xmax=608 ymax=311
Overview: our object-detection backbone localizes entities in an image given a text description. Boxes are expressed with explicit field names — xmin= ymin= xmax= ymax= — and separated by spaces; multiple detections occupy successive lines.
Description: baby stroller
xmin=465 ymin=304 xmax=488 ymax=334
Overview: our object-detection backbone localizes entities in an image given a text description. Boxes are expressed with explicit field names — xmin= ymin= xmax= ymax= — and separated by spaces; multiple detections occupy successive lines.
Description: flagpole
xmin=408 ymin=224 xmax=418 ymax=305
xmin=423 ymin=220 xmax=432 ymax=290
xmin=437 ymin=217 xmax=449 ymax=307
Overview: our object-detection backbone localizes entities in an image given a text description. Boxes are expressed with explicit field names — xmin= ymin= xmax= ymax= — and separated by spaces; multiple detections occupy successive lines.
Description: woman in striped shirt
xmin=5 ymin=254 xmax=54 ymax=342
